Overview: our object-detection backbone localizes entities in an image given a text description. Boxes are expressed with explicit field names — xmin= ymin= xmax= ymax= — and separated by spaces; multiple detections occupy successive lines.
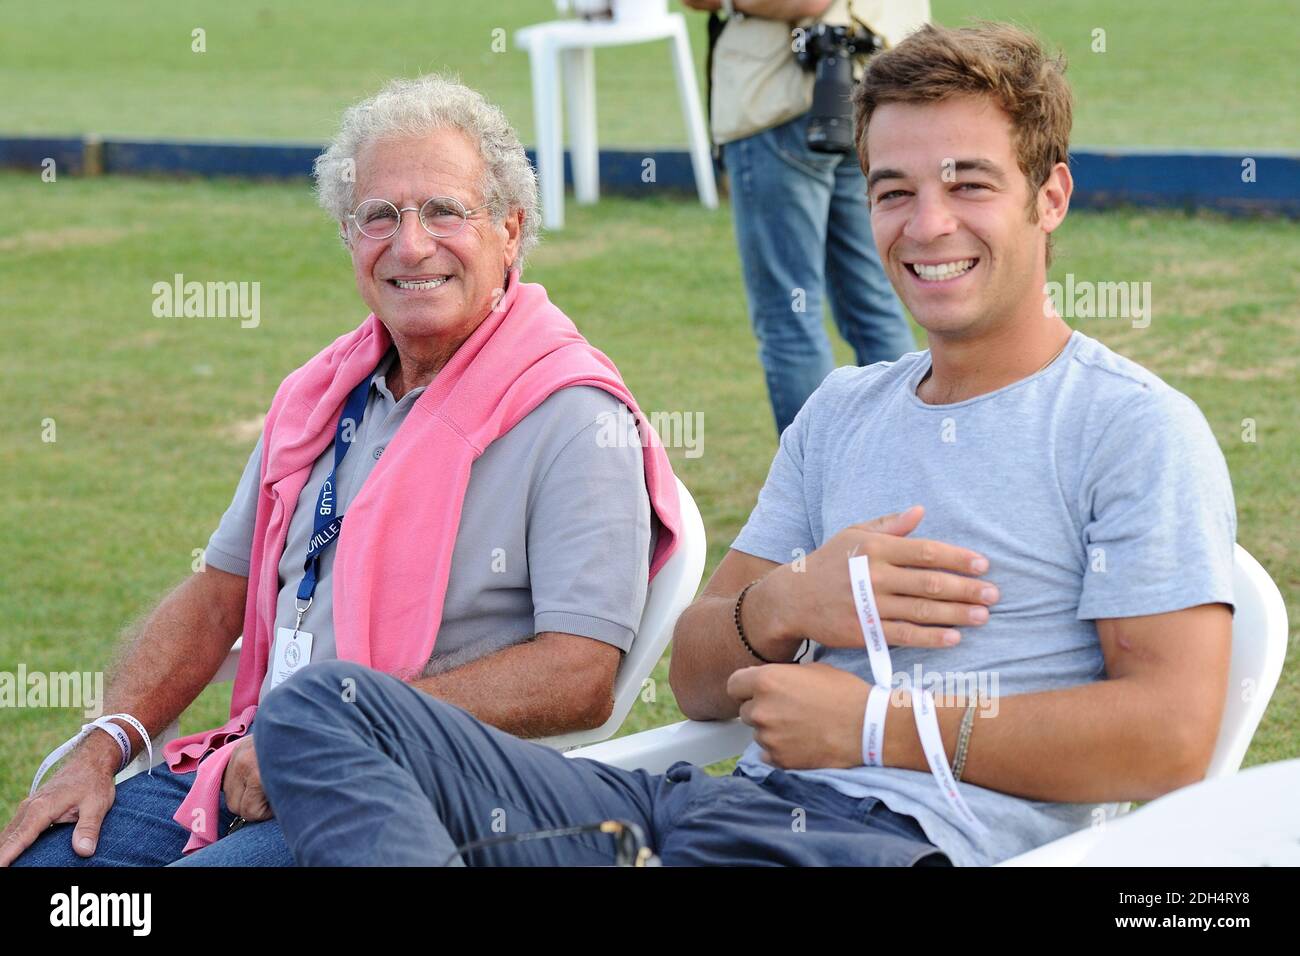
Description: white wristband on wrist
xmin=910 ymin=687 xmax=987 ymax=833
xmin=862 ymin=684 xmax=890 ymax=767
xmin=30 ymin=713 xmax=154 ymax=796
xmin=848 ymin=554 xmax=989 ymax=836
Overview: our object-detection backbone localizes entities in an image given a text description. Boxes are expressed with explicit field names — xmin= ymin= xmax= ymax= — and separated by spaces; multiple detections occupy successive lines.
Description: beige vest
xmin=710 ymin=0 xmax=930 ymax=145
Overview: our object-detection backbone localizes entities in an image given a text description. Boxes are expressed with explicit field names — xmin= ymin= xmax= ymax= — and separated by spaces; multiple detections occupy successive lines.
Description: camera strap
xmin=705 ymin=11 xmax=728 ymax=160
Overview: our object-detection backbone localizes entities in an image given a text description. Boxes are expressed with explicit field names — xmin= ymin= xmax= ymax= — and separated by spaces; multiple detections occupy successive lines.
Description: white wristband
xmin=30 ymin=713 xmax=154 ymax=796
xmin=910 ymin=687 xmax=988 ymax=835
xmin=108 ymin=713 xmax=153 ymax=772
xmin=862 ymin=684 xmax=890 ymax=767
xmin=848 ymin=554 xmax=893 ymax=687
xmin=98 ymin=721 xmax=131 ymax=771
xmin=848 ymin=554 xmax=988 ymax=835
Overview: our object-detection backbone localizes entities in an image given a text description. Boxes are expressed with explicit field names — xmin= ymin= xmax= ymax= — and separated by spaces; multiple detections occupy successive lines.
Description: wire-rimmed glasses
xmin=347 ymin=195 xmax=496 ymax=241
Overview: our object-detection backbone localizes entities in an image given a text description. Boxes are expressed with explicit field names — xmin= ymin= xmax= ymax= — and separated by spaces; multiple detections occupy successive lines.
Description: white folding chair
xmin=515 ymin=8 xmax=718 ymax=230
xmin=567 ymin=544 xmax=1289 ymax=866
xmin=126 ymin=475 xmax=707 ymax=779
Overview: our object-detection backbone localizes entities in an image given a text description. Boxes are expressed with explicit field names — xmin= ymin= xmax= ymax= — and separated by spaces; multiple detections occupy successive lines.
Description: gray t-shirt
xmin=732 ymin=330 xmax=1236 ymax=866
xmin=205 ymin=346 xmax=655 ymax=703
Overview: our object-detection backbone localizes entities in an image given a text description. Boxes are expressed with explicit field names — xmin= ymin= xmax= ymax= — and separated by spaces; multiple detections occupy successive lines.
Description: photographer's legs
xmin=723 ymin=116 xmax=838 ymax=435
xmin=825 ymin=157 xmax=915 ymax=366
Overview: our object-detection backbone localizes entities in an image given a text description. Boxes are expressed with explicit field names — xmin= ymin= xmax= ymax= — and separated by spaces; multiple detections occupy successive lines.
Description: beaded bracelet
xmin=734 ymin=580 xmax=809 ymax=664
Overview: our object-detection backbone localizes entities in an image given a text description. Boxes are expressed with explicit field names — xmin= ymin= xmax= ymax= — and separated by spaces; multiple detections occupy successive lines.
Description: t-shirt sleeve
xmin=1076 ymin=388 xmax=1236 ymax=620
xmin=525 ymin=390 xmax=652 ymax=653
xmin=730 ymin=387 xmax=819 ymax=564
xmin=203 ymin=434 xmax=263 ymax=578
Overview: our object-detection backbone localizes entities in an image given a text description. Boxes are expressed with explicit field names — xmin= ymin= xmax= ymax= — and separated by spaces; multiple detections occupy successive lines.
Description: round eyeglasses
xmin=347 ymin=196 xmax=496 ymax=241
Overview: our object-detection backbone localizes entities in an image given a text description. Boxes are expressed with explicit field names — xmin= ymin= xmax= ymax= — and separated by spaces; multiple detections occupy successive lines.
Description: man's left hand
xmin=726 ymin=663 xmax=870 ymax=769
xmin=222 ymin=736 xmax=273 ymax=822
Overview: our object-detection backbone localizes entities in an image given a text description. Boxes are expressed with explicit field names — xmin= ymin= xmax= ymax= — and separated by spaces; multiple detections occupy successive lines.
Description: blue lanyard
xmin=293 ymin=373 xmax=375 ymax=626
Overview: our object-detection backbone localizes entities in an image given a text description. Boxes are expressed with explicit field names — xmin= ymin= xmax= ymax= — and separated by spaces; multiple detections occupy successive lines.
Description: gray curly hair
xmin=314 ymin=73 xmax=540 ymax=271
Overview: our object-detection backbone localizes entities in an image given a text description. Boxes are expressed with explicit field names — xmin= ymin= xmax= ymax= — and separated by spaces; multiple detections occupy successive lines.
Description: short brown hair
xmin=853 ymin=22 xmax=1072 ymax=226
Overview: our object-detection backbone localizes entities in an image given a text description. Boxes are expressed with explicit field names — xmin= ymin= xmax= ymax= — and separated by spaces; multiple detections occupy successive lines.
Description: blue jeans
xmin=724 ymin=111 xmax=914 ymax=435
xmin=12 ymin=731 xmax=294 ymax=867
xmin=256 ymin=661 xmax=951 ymax=866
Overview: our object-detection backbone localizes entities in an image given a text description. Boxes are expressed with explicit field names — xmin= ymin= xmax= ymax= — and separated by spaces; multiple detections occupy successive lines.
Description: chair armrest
xmin=565 ymin=718 xmax=753 ymax=773
xmin=575 ymin=720 xmax=1118 ymax=866
xmin=114 ymin=718 xmax=180 ymax=782
xmin=995 ymin=825 xmax=1105 ymax=866
xmin=115 ymin=640 xmax=242 ymax=782
xmin=210 ymin=637 xmax=242 ymax=685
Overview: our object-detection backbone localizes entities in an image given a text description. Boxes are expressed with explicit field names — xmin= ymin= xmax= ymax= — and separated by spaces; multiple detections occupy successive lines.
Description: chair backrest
xmin=537 ymin=475 xmax=708 ymax=751
xmin=1206 ymin=544 xmax=1288 ymax=777
xmin=1003 ymin=545 xmax=1289 ymax=860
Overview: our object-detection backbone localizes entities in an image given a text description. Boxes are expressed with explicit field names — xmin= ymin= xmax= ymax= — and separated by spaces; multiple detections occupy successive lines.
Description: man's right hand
xmin=0 ymin=732 xmax=119 ymax=866
xmin=745 ymin=505 xmax=1000 ymax=657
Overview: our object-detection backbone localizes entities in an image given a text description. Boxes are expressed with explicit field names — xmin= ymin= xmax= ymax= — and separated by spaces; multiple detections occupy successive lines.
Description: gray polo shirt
xmin=204 ymin=346 xmax=655 ymax=702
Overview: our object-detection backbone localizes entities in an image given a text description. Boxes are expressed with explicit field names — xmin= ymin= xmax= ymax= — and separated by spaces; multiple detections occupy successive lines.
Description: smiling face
xmin=865 ymin=95 xmax=1069 ymax=341
xmin=345 ymin=127 xmax=522 ymax=349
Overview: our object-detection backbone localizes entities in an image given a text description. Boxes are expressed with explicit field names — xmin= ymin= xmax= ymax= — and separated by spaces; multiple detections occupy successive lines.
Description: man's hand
xmin=681 ymin=0 xmax=723 ymax=10
xmin=222 ymin=736 xmax=273 ymax=823
xmin=670 ymin=505 xmax=997 ymax=721
xmin=728 ymin=662 xmax=871 ymax=769
xmin=0 ymin=734 xmax=120 ymax=866
xmin=746 ymin=505 xmax=999 ymax=656
xmin=1 ymin=566 xmax=250 ymax=865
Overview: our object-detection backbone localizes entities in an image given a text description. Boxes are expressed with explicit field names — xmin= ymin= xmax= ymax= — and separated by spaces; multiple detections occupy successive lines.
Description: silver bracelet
xmin=952 ymin=697 xmax=978 ymax=781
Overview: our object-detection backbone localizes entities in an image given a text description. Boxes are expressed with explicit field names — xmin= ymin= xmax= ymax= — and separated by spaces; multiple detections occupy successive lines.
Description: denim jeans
xmin=257 ymin=661 xmax=951 ymax=867
xmin=723 ymin=110 xmax=914 ymax=435
xmin=12 ymin=730 xmax=294 ymax=867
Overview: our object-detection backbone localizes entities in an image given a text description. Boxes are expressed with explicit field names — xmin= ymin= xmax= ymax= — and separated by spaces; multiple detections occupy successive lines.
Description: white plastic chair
xmin=515 ymin=8 xmax=719 ymax=230
xmin=539 ymin=474 xmax=706 ymax=750
xmin=126 ymin=476 xmax=706 ymax=779
xmin=567 ymin=544 xmax=1289 ymax=866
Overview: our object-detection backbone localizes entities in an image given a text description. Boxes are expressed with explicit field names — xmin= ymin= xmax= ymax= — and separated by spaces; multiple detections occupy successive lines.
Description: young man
xmin=250 ymin=22 xmax=1236 ymax=866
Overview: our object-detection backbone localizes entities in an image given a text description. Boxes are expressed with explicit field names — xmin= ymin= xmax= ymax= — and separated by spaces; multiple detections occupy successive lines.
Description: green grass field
xmin=2 ymin=0 xmax=1296 ymax=149
xmin=1 ymin=0 xmax=1297 ymax=824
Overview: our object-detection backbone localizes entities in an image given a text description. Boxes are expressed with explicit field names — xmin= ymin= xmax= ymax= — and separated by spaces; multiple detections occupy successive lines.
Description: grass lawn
xmin=2 ymin=0 xmax=1296 ymax=150
xmin=1 ymin=169 xmax=1297 ymax=819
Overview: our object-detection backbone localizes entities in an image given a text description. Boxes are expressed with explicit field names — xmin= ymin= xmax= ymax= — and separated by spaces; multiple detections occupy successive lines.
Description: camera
xmin=793 ymin=22 xmax=883 ymax=153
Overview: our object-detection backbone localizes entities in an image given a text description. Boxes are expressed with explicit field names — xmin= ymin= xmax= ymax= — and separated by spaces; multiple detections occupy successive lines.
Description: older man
xmin=4 ymin=75 xmax=679 ymax=867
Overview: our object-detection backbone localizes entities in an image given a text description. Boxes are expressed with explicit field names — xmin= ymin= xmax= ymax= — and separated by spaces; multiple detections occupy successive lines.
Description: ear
xmin=501 ymin=207 xmax=524 ymax=270
xmin=339 ymin=220 xmax=353 ymax=250
xmin=1037 ymin=161 xmax=1072 ymax=236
